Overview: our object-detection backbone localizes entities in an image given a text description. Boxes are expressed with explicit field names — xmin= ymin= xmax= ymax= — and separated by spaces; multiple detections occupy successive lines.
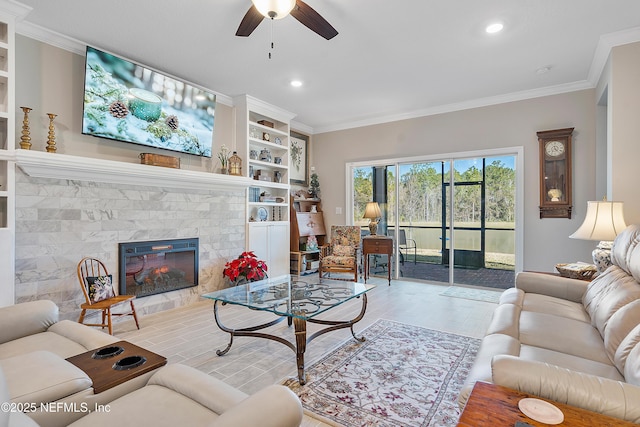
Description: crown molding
xmin=0 ymin=0 xmax=32 ymax=19
xmin=16 ymin=20 xmax=85 ymax=54
xmin=290 ymin=120 xmax=314 ymax=135
xmin=313 ymin=80 xmax=593 ymax=134
xmin=588 ymin=26 xmax=640 ymax=85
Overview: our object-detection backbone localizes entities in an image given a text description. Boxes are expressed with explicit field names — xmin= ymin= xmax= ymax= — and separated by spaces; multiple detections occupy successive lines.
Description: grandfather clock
xmin=538 ymin=127 xmax=573 ymax=219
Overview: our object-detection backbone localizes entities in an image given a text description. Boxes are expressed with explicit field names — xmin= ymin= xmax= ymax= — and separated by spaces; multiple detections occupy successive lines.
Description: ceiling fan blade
xmin=236 ymin=5 xmax=264 ymax=37
xmin=290 ymin=0 xmax=338 ymax=40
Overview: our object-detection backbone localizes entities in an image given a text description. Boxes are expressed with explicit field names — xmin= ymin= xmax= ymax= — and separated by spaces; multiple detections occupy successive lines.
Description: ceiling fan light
xmin=251 ymin=0 xmax=296 ymax=19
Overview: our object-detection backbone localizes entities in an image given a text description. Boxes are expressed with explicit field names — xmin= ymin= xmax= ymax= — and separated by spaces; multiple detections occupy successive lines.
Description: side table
xmin=457 ymin=381 xmax=636 ymax=426
xmin=362 ymin=235 xmax=393 ymax=286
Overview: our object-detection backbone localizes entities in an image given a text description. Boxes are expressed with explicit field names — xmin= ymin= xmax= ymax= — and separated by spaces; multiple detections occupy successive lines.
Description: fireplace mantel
xmin=9 ymin=149 xmax=253 ymax=191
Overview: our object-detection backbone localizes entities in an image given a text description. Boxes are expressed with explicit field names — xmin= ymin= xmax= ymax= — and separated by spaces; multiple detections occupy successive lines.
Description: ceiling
xmin=14 ymin=0 xmax=640 ymax=133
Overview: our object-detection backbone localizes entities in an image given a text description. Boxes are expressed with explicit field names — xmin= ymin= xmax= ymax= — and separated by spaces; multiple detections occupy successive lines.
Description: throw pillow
xmin=333 ymin=244 xmax=354 ymax=257
xmin=86 ymin=275 xmax=115 ymax=303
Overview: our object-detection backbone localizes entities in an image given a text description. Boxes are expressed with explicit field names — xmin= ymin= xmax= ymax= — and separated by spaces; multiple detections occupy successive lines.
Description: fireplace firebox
xmin=118 ymin=238 xmax=199 ymax=298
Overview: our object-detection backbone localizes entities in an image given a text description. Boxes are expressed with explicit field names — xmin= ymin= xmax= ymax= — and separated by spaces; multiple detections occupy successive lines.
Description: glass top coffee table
xmin=202 ymin=275 xmax=375 ymax=384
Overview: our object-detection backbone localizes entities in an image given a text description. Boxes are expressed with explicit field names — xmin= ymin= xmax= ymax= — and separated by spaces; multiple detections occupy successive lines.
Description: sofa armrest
xmin=515 ymin=272 xmax=588 ymax=302
xmin=148 ymin=364 xmax=247 ymax=414
xmin=491 ymin=355 xmax=640 ymax=423
xmin=0 ymin=301 xmax=59 ymax=344
xmin=213 ymin=385 xmax=303 ymax=427
xmin=148 ymin=364 xmax=303 ymax=427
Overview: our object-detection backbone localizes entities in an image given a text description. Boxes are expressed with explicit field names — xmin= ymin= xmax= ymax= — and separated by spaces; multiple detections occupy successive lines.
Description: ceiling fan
xmin=236 ymin=0 xmax=338 ymax=40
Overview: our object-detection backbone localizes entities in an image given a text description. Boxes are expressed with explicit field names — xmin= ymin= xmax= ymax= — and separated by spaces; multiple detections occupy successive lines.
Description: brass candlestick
xmin=19 ymin=107 xmax=32 ymax=150
xmin=46 ymin=113 xmax=57 ymax=153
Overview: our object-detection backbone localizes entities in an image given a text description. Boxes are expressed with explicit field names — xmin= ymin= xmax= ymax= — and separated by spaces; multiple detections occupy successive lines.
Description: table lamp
xmin=363 ymin=202 xmax=382 ymax=235
xmin=569 ymin=200 xmax=627 ymax=273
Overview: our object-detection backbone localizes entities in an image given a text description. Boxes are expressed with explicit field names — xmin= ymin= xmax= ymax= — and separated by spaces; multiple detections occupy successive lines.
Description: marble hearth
xmin=13 ymin=151 xmax=251 ymax=322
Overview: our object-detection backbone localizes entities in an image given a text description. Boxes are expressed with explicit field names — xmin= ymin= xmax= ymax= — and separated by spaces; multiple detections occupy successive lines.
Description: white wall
xmin=609 ymin=42 xmax=640 ymax=224
xmin=312 ymin=91 xmax=598 ymax=272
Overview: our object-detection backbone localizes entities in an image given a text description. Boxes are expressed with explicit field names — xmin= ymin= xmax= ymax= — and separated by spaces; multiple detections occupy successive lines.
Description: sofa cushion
xmin=71 ymin=384 xmax=219 ymax=427
xmin=624 ymin=341 xmax=640 ymax=386
xmin=519 ymin=311 xmax=611 ymax=365
xmin=0 ymin=351 xmax=91 ymax=405
xmin=0 ymin=366 xmax=39 ymax=427
xmin=519 ymin=345 xmax=624 ymax=381
xmin=522 ymin=293 xmax=590 ymax=323
xmin=615 ymin=324 xmax=640 ymax=380
xmin=0 ymin=320 xmax=118 ymax=359
xmin=583 ymin=266 xmax=640 ymax=336
xmin=604 ymin=299 xmax=640 ymax=371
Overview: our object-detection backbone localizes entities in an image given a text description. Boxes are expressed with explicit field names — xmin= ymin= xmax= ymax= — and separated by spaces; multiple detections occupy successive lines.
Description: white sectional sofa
xmin=0 ymin=300 xmax=303 ymax=427
xmin=459 ymin=224 xmax=640 ymax=423
xmin=0 ymin=300 xmax=134 ymax=427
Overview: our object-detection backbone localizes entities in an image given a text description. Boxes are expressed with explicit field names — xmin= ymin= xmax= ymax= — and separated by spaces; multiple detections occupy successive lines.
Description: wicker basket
xmin=555 ymin=263 xmax=597 ymax=281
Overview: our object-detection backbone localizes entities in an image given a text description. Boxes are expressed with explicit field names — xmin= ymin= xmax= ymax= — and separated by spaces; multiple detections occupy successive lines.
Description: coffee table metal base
xmin=213 ymin=294 xmax=368 ymax=385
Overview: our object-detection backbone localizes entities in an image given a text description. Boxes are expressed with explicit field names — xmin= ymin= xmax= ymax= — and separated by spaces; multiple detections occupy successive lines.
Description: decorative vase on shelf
xmin=220 ymin=167 xmax=229 ymax=175
xmin=260 ymin=148 xmax=272 ymax=162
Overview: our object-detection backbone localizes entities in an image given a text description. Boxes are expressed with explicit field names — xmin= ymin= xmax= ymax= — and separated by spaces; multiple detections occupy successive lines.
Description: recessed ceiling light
xmin=486 ymin=22 xmax=504 ymax=34
xmin=290 ymin=80 xmax=303 ymax=87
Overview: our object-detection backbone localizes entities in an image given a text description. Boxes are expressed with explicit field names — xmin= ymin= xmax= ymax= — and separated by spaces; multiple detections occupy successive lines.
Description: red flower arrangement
xmin=223 ymin=251 xmax=268 ymax=283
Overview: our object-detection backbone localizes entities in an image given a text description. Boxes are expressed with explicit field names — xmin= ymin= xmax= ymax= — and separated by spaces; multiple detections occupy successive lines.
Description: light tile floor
xmin=114 ymin=277 xmax=500 ymax=426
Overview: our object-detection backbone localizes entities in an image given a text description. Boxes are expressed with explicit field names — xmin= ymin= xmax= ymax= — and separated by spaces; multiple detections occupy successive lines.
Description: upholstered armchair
xmin=319 ymin=225 xmax=361 ymax=281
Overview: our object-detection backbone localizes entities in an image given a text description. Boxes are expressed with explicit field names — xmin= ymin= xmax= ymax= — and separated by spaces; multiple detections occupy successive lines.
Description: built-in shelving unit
xmin=0 ymin=1 xmax=28 ymax=307
xmin=234 ymin=95 xmax=296 ymax=277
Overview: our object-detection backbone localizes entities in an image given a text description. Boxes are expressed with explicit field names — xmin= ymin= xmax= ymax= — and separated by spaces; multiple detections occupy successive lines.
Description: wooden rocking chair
xmin=77 ymin=257 xmax=140 ymax=335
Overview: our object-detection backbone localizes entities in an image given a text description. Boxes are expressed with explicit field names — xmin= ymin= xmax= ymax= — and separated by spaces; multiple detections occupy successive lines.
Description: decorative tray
xmin=555 ymin=262 xmax=597 ymax=280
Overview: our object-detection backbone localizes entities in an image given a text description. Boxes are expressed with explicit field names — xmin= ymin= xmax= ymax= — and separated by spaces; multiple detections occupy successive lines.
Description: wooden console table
xmin=457 ymin=381 xmax=636 ymax=427
xmin=362 ymin=235 xmax=393 ymax=286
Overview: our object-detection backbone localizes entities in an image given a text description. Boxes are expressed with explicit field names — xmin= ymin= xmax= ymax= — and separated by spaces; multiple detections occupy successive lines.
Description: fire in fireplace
xmin=118 ymin=238 xmax=199 ymax=298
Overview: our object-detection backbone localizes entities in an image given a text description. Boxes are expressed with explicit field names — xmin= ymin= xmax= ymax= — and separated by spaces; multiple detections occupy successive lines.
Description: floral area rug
xmin=283 ymin=319 xmax=481 ymax=426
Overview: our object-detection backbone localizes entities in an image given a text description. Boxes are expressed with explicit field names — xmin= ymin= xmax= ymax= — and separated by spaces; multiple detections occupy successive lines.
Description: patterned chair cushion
xmin=333 ymin=245 xmax=355 ymax=257
xmin=331 ymin=226 xmax=360 ymax=248
xmin=322 ymin=256 xmax=356 ymax=268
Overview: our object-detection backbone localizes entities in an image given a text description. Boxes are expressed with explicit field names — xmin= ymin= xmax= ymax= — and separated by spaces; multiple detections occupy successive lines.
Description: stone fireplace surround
xmin=13 ymin=150 xmax=251 ymax=322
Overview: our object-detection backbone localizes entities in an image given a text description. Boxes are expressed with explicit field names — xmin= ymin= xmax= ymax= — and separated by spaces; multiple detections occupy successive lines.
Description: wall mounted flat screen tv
xmin=82 ymin=46 xmax=216 ymax=157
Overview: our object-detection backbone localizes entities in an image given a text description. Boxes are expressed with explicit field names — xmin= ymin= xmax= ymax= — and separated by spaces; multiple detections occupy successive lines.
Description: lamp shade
xmin=570 ymin=201 xmax=627 ymax=241
xmin=251 ymin=0 xmax=296 ymax=19
xmin=363 ymin=202 xmax=382 ymax=219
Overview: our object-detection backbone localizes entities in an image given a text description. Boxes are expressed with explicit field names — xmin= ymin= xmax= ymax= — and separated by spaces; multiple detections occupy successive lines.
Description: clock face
xmin=545 ymin=140 xmax=565 ymax=157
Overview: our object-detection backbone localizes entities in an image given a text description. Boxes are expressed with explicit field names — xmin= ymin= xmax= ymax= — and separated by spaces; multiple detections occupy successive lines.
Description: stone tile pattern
xmin=14 ymin=169 xmax=246 ymax=321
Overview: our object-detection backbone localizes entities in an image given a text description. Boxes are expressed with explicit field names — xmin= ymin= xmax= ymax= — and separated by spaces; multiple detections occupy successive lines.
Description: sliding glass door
xmin=349 ymin=151 xmax=518 ymax=289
